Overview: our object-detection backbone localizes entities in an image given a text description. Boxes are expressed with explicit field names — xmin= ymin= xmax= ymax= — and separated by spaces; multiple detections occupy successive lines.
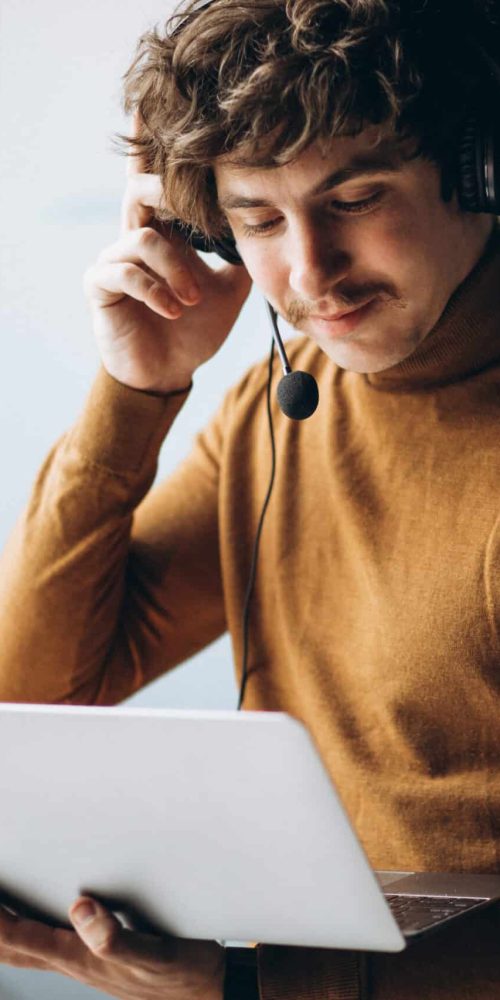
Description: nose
xmin=288 ymin=221 xmax=350 ymax=301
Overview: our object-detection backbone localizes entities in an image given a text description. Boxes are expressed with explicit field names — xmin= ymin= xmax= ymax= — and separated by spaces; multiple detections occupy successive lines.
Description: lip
xmin=308 ymin=299 xmax=376 ymax=336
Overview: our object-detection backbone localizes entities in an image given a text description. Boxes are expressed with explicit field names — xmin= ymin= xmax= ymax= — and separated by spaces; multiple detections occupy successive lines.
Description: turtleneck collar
xmin=365 ymin=222 xmax=500 ymax=390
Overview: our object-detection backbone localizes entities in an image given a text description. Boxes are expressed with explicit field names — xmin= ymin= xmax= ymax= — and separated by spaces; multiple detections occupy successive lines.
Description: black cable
xmin=238 ymin=338 xmax=277 ymax=710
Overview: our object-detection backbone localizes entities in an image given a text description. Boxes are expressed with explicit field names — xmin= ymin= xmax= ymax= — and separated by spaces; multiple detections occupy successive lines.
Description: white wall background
xmin=0 ymin=1 xmax=294 ymax=996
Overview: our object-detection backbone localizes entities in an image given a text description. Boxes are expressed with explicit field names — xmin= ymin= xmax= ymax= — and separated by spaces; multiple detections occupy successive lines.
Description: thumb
xmin=69 ymin=897 xmax=122 ymax=957
xmin=69 ymin=897 xmax=167 ymax=965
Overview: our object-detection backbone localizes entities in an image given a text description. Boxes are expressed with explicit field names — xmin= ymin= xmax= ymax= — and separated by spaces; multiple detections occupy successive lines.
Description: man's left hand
xmin=0 ymin=896 xmax=225 ymax=999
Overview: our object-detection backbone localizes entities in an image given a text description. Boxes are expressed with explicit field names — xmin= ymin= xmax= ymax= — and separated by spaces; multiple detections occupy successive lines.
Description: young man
xmin=1 ymin=0 xmax=500 ymax=997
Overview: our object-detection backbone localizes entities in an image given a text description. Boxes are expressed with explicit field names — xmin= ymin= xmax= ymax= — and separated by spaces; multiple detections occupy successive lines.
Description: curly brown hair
xmin=117 ymin=0 xmax=499 ymax=237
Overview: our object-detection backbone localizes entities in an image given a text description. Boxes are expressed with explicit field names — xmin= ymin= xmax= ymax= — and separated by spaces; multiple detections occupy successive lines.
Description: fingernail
xmin=180 ymin=284 xmax=200 ymax=304
xmin=155 ymin=288 xmax=182 ymax=316
xmin=71 ymin=901 xmax=97 ymax=927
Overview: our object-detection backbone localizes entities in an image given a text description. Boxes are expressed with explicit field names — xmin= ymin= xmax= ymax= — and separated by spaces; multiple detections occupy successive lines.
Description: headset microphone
xmin=265 ymin=301 xmax=319 ymax=420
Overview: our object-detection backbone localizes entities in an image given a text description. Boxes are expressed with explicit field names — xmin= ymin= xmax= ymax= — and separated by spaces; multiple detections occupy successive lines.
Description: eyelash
xmin=241 ymin=191 xmax=383 ymax=236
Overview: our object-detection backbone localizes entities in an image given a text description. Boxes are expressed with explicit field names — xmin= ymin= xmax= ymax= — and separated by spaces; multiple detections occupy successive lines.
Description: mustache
xmin=286 ymin=282 xmax=406 ymax=325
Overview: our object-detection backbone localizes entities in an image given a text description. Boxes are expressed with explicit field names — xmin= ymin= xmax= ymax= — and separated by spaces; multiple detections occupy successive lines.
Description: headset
xmin=159 ymin=3 xmax=500 ymax=707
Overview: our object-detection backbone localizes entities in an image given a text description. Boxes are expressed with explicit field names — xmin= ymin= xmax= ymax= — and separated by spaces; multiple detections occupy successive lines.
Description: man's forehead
xmin=214 ymin=128 xmax=409 ymax=207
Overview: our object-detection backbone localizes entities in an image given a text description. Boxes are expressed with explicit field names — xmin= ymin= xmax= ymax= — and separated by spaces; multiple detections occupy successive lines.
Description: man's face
xmin=214 ymin=127 xmax=493 ymax=373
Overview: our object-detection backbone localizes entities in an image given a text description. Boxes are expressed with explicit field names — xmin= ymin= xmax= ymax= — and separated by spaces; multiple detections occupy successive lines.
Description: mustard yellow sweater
xmin=2 ymin=227 xmax=500 ymax=999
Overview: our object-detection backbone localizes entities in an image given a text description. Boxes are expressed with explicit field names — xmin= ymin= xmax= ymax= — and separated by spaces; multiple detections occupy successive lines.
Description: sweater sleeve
xmin=0 ymin=367 xmax=227 ymax=705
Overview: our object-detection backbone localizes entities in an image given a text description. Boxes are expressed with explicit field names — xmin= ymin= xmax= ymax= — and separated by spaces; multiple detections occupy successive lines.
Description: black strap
xmin=224 ymin=946 xmax=259 ymax=999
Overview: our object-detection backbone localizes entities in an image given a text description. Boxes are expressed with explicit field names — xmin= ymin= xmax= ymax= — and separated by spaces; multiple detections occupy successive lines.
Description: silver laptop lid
xmin=0 ymin=705 xmax=404 ymax=951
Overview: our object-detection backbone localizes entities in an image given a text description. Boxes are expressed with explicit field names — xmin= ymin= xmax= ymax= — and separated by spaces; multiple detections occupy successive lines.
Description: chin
xmin=315 ymin=329 xmax=424 ymax=374
xmin=326 ymin=351 xmax=408 ymax=374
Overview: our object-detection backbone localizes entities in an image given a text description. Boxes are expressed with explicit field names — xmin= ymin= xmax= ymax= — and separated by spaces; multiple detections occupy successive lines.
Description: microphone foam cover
xmin=276 ymin=370 xmax=319 ymax=420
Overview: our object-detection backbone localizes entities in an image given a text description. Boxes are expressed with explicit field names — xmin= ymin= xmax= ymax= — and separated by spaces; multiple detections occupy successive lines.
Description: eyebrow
xmin=218 ymin=153 xmax=400 ymax=211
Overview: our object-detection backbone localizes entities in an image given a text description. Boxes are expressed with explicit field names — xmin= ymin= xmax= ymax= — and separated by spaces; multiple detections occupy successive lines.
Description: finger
xmin=0 ymin=906 xmax=50 ymax=970
xmin=69 ymin=898 xmax=170 ymax=966
xmin=99 ymin=228 xmax=201 ymax=304
xmin=126 ymin=108 xmax=149 ymax=178
xmin=122 ymin=109 xmax=165 ymax=233
xmin=121 ymin=173 xmax=165 ymax=233
xmin=84 ymin=260 xmax=183 ymax=318
xmin=0 ymin=905 xmax=81 ymax=967
xmin=0 ymin=946 xmax=54 ymax=972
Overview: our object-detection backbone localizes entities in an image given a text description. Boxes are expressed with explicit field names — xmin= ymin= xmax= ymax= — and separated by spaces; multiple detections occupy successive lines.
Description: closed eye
xmin=240 ymin=190 xmax=384 ymax=236
xmin=332 ymin=190 xmax=384 ymax=214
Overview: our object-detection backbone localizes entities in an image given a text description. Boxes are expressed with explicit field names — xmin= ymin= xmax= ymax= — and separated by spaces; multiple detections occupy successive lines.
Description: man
xmin=0 ymin=0 xmax=499 ymax=997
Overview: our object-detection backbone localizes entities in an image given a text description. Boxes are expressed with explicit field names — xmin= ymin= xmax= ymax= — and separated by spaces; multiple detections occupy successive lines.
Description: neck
xmin=456 ymin=213 xmax=496 ymax=292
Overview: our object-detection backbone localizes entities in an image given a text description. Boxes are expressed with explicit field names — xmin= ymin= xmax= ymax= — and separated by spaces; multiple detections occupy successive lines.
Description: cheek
xmin=237 ymin=244 xmax=288 ymax=300
xmin=362 ymin=203 xmax=435 ymax=291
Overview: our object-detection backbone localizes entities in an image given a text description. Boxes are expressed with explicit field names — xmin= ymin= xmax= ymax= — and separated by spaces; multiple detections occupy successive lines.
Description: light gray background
xmin=0 ymin=1 xmax=295 ymax=996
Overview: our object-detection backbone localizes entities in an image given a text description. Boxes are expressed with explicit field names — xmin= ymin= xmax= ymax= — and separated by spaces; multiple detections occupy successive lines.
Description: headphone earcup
xmin=206 ymin=234 xmax=243 ymax=266
xmin=457 ymin=110 xmax=500 ymax=214
xmin=457 ymin=112 xmax=486 ymax=212
xmin=157 ymin=220 xmax=243 ymax=266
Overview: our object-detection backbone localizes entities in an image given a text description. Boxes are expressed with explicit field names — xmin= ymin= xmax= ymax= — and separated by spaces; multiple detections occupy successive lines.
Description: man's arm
xmin=0 ymin=378 xmax=259 ymax=986
xmin=0 ymin=366 xmax=230 ymax=704
xmin=0 ymin=108 xmax=250 ymax=705
xmin=0 ymin=110 xmax=254 ymax=995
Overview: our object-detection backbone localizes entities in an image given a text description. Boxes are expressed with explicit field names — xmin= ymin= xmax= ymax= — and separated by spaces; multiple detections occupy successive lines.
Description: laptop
xmin=0 ymin=704 xmax=499 ymax=952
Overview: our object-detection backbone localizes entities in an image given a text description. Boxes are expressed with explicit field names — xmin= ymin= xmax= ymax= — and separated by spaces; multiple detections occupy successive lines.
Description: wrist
xmin=107 ymin=370 xmax=194 ymax=396
xmin=70 ymin=367 xmax=191 ymax=476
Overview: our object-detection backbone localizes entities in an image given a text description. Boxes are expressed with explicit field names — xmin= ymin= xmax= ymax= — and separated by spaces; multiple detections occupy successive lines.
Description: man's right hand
xmin=0 ymin=896 xmax=225 ymax=1000
xmin=83 ymin=111 xmax=252 ymax=394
